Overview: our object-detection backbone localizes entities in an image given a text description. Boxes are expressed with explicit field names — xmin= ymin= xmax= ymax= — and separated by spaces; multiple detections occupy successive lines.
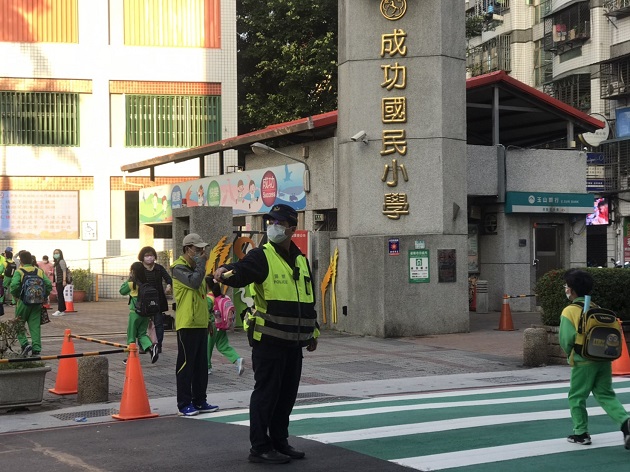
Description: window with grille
xmin=466 ymin=34 xmax=511 ymax=77
xmin=0 ymin=92 xmax=79 ymax=146
xmin=125 ymin=95 xmax=221 ymax=148
xmin=543 ymin=74 xmax=591 ymax=112
xmin=543 ymin=1 xmax=590 ymax=54
xmin=534 ymin=40 xmax=553 ymax=86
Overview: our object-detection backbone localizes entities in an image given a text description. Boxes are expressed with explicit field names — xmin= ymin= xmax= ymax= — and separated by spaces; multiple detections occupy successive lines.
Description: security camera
xmin=351 ymin=130 xmax=368 ymax=144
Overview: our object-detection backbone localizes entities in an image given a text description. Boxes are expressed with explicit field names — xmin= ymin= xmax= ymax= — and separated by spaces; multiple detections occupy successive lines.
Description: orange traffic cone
xmin=112 ymin=343 xmax=159 ymax=421
xmin=613 ymin=320 xmax=630 ymax=376
xmin=49 ymin=329 xmax=78 ymax=395
xmin=496 ymin=294 xmax=515 ymax=331
xmin=64 ymin=300 xmax=76 ymax=313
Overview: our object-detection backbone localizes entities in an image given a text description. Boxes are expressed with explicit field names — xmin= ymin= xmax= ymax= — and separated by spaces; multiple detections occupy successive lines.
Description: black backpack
xmin=134 ymin=282 xmax=161 ymax=317
xmin=4 ymin=261 xmax=16 ymax=278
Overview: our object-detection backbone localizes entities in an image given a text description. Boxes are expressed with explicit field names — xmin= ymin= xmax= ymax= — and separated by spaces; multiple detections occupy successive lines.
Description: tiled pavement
xmin=1 ymin=298 xmax=564 ymax=413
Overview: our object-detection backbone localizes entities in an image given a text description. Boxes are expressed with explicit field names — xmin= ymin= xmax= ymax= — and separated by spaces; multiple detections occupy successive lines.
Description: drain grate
xmin=296 ymin=392 xmax=330 ymax=399
xmin=295 ymin=395 xmax=364 ymax=405
xmin=478 ymin=376 xmax=535 ymax=384
xmin=52 ymin=408 xmax=118 ymax=421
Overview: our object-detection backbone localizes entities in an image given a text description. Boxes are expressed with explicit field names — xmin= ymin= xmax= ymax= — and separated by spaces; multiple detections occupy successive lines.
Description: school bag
xmin=66 ymin=266 xmax=73 ymax=284
xmin=133 ymin=282 xmax=161 ymax=317
xmin=572 ymin=301 xmax=623 ymax=361
xmin=18 ymin=268 xmax=47 ymax=305
xmin=214 ymin=294 xmax=236 ymax=331
xmin=4 ymin=260 xmax=16 ymax=278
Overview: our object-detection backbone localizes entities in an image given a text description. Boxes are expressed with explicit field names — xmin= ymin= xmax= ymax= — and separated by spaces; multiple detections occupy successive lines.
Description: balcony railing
xmin=467 ymin=35 xmax=511 ymax=77
xmin=543 ymin=1 xmax=590 ymax=54
xmin=604 ymin=0 xmax=630 ymax=19
xmin=600 ymin=59 xmax=630 ymax=100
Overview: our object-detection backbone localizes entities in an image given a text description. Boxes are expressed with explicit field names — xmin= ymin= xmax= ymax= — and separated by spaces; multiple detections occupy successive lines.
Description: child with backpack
xmin=119 ymin=261 xmax=159 ymax=364
xmin=560 ymin=268 xmax=630 ymax=448
xmin=9 ymin=250 xmax=52 ymax=356
xmin=206 ymin=279 xmax=244 ymax=376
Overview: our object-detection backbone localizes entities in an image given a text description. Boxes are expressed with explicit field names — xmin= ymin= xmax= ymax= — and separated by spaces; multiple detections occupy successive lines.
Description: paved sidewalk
xmin=0 ymin=299 xmax=571 ymax=433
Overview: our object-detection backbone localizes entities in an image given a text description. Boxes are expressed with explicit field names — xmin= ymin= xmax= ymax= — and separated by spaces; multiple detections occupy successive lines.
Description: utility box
xmin=476 ymin=280 xmax=489 ymax=313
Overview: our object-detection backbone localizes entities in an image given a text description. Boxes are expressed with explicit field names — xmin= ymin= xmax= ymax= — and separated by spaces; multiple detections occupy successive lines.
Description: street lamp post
xmin=250 ymin=142 xmax=311 ymax=193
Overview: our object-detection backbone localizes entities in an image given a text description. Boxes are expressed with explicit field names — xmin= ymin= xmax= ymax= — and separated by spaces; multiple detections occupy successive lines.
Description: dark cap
xmin=264 ymin=204 xmax=298 ymax=226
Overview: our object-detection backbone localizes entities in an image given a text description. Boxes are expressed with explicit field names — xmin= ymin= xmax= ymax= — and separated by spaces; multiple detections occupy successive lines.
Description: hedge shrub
xmin=535 ymin=268 xmax=630 ymax=326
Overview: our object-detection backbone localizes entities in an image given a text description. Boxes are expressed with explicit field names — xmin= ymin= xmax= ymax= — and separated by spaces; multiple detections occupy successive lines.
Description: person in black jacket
xmin=138 ymin=246 xmax=172 ymax=353
xmin=214 ymin=204 xmax=318 ymax=465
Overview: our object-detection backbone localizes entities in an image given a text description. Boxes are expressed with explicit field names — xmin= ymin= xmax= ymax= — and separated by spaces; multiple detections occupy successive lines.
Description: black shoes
xmin=248 ymin=449 xmax=291 ymax=464
xmin=567 ymin=433 xmax=592 ymax=445
xmin=274 ymin=445 xmax=305 ymax=459
xmin=622 ymin=418 xmax=630 ymax=449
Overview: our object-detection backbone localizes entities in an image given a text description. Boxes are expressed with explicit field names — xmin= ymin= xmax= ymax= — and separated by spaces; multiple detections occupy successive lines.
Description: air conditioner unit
xmin=608 ymin=81 xmax=626 ymax=96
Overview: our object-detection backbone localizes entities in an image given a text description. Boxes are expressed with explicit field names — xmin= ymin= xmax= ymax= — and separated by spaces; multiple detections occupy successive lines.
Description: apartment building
xmin=0 ymin=0 xmax=237 ymax=274
xmin=465 ymin=0 xmax=630 ymax=269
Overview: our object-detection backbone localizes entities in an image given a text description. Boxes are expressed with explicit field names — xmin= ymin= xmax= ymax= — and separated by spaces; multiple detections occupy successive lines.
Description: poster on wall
xmin=139 ymin=163 xmax=306 ymax=224
xmin=0 ymin=191 xmax=79 ymax=239
xmin=468 ymin=225 xmax=479 ymax=273
xmin=438 ymin=249 xmax=457 ymax=283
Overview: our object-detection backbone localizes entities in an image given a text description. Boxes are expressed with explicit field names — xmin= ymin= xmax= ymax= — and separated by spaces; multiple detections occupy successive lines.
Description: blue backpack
xmin=19 ymin=268 xmax=47 ymax=305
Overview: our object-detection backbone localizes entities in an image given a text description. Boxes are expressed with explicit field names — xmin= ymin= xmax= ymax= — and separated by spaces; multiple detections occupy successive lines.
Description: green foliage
xmin=71 ymin=268 xmax=93 ymax=292
xmin=237 ymin=0 xmax=338 ymax=133
xmin=535 ymin=268 xmax=630 ymax=326
xmin=466 ymin=15 xmax=484 ymax=39
xmin=0 ymin=318 xmax=44 ymax=369
xmin=0 ymin=318 xmax=24 ymax=359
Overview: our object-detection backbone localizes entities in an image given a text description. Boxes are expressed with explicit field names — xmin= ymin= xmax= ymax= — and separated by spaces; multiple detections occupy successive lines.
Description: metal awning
xmin=466 ymin=70 xmax=603 ymax=148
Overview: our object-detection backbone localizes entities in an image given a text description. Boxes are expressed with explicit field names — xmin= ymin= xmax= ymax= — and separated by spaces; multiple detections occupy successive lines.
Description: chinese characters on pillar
xmin=379 ymin=6 xmax=409 ymax=219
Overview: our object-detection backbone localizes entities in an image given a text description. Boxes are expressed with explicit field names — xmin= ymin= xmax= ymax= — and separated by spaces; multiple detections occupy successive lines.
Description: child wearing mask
xmin=119 ymin=261 xmax=159 ymax=365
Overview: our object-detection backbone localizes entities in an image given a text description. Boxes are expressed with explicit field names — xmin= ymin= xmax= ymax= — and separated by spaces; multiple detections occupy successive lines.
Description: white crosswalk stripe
xmin=201 ymin=378 xmax=630 ymax=471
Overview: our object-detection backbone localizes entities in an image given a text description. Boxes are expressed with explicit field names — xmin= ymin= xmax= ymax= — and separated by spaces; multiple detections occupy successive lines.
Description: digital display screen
xmin=586 ymin=197 xmax=609 ymax=226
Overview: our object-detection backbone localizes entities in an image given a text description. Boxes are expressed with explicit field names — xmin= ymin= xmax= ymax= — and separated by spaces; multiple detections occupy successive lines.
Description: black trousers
xmin=176 ymin=328 xmax=208 ymax=409
xmin=249 ymin=341 xmax=303 ymax=452
xmin=55 ymin=283 xmax=66 ymax=312
xmin=153 ymin=312 xmax=164 ymax=347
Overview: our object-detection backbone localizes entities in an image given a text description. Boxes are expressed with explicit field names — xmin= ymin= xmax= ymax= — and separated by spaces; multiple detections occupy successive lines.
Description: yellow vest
xmin=248 ymin=243 xmax=316 ymax=344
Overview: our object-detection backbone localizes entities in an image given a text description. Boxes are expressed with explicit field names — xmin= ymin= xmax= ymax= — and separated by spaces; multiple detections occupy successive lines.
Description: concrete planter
xmin=532 ymin=325 xmax=566 ymax=365
xmin=0 ymin=365 xmax=51 ymax=409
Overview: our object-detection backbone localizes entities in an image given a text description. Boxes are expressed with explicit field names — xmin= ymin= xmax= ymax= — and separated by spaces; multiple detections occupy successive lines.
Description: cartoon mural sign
xmin=139 ymin=163 xmax=306 ymax=224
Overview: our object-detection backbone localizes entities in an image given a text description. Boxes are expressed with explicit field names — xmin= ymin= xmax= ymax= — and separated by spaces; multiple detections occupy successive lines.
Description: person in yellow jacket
xmin=214 ymin=204 xmax=319 ymax=465
xmin=171 ymin=233 xmax=219 ymax=417
xmin=10 ymin=250 xmax=52 ymax=356
xmin=559 ymin=268 xmax=630 ymax=447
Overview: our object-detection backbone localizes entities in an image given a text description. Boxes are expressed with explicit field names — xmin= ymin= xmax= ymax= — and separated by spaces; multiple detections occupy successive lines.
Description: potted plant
xmin=70 ymin=268 xmax=93 ymax=302
xmin=0 ymin=318 xmax=51 ymax=410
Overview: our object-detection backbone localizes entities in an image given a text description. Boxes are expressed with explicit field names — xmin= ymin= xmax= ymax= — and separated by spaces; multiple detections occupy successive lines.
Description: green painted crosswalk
xmin=199 ymin=379 xmax=630 ymax=471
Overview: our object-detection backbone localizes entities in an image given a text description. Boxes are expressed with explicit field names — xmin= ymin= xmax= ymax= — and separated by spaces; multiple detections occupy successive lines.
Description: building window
xmin=466 ymin=34 xmax=511 ymax=77
xmin=123 ymin=0 xmax=220 ymax=48
xmin=543 ymin=74 xmax=591 ymax=112
xmin=534 ymin=40 xmax=553 ymax=86
xmin=0 ymin=91 xmax=79 ymax=146
xmin=125 ymin=191 xmax=140 ymax=239
xmin=125 ymin=95 xmax=221 ymax=148
xmin=543 ymin=1 xmax=590 ymax=55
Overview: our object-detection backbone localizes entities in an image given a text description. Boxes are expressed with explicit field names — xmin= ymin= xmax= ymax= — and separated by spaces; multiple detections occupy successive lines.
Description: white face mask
xmin=267 ymin=224 xmax=288 ymax=244
xmin=144 ymin=256 xmax=155 ymax=265
xmin=566 ymin=292 xmax=572 ymax=300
